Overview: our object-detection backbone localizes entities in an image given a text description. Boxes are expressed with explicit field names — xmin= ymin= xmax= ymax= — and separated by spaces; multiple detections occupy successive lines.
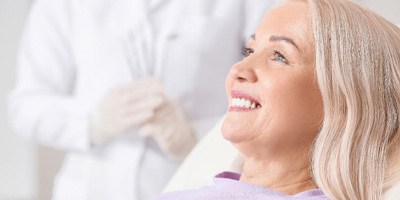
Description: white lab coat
xmin=8 ymin=0 xmax=276 ymax=199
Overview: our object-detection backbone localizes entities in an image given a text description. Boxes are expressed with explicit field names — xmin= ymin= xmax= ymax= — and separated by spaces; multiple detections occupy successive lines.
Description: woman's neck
xmin=239 ymin=156 xmax=317 ymax=195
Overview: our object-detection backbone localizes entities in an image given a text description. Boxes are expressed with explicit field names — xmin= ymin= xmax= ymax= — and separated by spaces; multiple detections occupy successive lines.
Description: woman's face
xmin=222 ymin=2 xmax=323 ymax=157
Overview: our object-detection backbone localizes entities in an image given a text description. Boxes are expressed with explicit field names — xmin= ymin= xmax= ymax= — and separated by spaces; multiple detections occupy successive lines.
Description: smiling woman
xmin=222 ymin=1 xmax=323 ymax=196
xmin=154 ymin=0 xmax=400 ymax=199
xmin=222 ymin=2 xmax=322 ymax=167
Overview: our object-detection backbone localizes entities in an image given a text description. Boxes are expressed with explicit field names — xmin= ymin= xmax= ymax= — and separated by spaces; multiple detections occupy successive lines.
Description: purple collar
xmin=214 ymin=171 xmax=326 ymax=198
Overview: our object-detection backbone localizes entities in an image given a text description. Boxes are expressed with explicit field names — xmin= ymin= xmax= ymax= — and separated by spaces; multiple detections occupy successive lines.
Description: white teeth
xmin=245 ymin=100 xmax=251 ymax=108
xmin=240 ymin=99 xmax=245 ymax=107
xmin=231 ymin=97 xmax=259 ymax=109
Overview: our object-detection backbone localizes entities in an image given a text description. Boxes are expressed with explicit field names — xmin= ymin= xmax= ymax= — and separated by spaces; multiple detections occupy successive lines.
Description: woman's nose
xmin=229 ymin=61 xmax=257 ymax=83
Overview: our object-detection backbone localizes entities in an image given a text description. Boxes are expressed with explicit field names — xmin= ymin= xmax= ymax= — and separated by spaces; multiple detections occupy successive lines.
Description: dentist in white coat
xmin=8 ymin=0 xmax=276 ymax=199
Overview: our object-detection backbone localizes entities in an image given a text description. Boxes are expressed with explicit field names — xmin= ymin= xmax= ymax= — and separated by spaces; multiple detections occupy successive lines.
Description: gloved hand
xmin=90 ymin=79 xmax=165 ymax=145
xmin=138 ymin=101 xmax=197 ymax=160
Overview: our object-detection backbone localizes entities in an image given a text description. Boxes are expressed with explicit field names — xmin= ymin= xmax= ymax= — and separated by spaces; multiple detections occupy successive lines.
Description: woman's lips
xmin=229 ymin=90 xmax=261 ymax=112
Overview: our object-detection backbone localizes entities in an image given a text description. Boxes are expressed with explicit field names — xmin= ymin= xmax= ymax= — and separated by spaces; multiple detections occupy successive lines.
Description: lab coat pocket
xmin=163 ymin=15 xmax=240 ymax=117
xmin=163 ymin=15 xmax=209 ymax=69
xmin=162 ymin=15 xmax=210 ymax=101
xmin=175 ymin=15 xmax=209 ymax=51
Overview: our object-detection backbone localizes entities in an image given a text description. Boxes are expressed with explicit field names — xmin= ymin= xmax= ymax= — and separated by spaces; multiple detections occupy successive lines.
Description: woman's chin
xmin=221 ymin=116 xmax=245 ymax=143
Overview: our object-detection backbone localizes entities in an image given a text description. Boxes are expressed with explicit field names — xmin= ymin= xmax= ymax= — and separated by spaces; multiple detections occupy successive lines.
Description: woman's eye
xmin=242 ymin=47 xmax=254 ymax=57
xmin=271 ymin=50 xmax=288 ymax=64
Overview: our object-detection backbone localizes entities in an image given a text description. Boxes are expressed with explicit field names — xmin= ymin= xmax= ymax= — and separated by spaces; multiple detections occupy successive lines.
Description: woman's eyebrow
xmin=269 ymin=35 xmax=300 ymax=51
xmin=250 ymin=34 xmax=300 ymax=52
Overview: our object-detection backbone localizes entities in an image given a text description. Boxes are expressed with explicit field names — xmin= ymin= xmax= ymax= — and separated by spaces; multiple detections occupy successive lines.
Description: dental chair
xmin=163 ymin=116 xmax=400 ymax=200
xmin=163 ymin=117 xmax=240 ymax=192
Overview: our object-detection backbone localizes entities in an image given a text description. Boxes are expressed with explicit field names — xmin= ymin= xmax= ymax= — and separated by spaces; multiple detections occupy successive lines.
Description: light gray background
xmin=0 ymin=0 xmax=36 ymax=199
xmin=0 ymin=0 xmax=398 ymax=199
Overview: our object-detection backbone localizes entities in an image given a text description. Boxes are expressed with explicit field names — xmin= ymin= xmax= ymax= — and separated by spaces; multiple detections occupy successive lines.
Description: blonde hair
xmin=300 ymin=0 xmax=400 ymax=199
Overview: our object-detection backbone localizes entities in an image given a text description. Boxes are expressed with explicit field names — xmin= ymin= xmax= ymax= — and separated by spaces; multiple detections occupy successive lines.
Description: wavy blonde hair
xmin=298 ymin=0 xmax=400 ymax=199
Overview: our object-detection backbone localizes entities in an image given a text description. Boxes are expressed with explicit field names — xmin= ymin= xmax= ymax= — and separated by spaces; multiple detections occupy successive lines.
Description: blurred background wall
xmin=0 ymin=0 xmax=36 ymax=199
xmin=361 ymin=0 xmax=400 ymax=24
xmin=0 ymin=0 xmax=398 ymax=200
xmin=0 ymin=0 xmax=64 ymax=200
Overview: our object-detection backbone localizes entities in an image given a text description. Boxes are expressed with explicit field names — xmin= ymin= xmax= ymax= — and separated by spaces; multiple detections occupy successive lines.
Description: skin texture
xmin=222 ymin=2 xmax=324 ymax=195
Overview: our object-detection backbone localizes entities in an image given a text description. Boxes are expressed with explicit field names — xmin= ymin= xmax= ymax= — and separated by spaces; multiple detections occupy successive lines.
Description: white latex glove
xmin=90 ymin=79 xmax=165 ymax=145
xmin=138 ymin=101 xmax=197 ymax=160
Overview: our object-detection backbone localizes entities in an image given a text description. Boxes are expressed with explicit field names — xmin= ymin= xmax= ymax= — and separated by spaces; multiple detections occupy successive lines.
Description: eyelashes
xmin=271 ymin=50 xmax=288 ymax=64
xmin=242 ymin=47 xmax=289 ymax=64
xmin=242 ymin=47 xmax=254 ymax=57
